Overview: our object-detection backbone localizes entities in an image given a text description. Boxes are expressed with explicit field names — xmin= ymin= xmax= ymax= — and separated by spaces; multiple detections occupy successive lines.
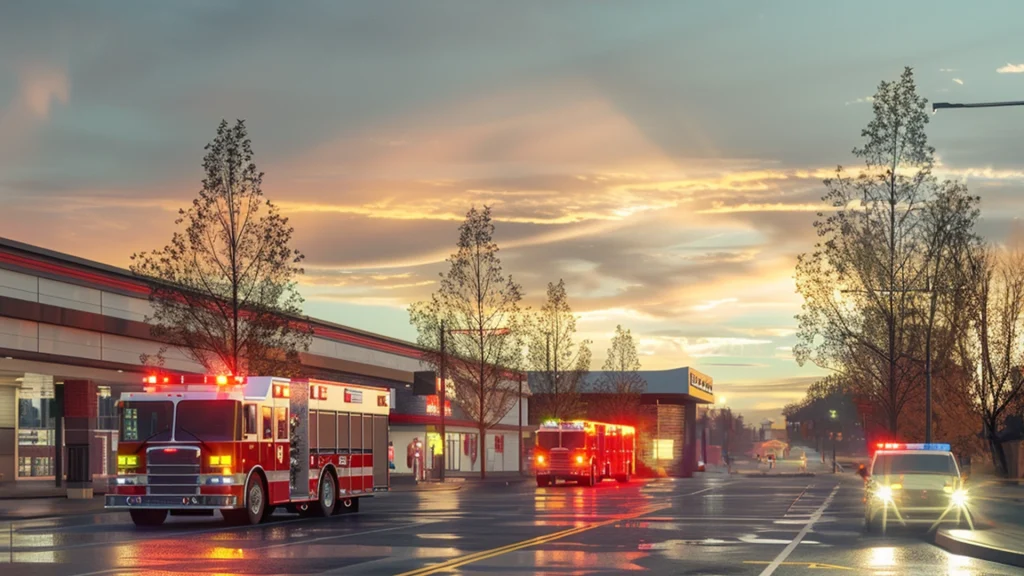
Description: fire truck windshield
xmin=536 ymin=429 xmax=586 ymax=450
xmin=121 ymin=401 xmax=173 ymax=442
xmin=560 ymin=431 xmax=585 ymax=450
xmin=174 ymin=400 xmax=241 ymax=442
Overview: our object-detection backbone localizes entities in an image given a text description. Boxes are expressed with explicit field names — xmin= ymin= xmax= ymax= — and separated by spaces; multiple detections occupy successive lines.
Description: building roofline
xmin=0 ymin=236 xmax=425 ymax=355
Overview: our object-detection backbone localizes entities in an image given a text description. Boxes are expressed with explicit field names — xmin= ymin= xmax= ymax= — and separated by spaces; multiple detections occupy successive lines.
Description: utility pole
xmin=518 ymin=372 xmax=524 ymax=476
xmin=439 ymin=321 xmax=446 ymax=482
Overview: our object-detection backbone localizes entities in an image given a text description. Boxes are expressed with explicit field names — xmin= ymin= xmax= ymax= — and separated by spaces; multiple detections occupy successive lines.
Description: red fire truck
xmin=534 ymin=420 xmax=635 ymax=487
xmin=105 ymin=374 xmax=391 ymax=527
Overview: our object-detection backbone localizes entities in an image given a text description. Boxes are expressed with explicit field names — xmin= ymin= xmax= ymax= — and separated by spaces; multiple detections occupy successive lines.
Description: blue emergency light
xmin=876 ymin=442 xmax=950 ymax=451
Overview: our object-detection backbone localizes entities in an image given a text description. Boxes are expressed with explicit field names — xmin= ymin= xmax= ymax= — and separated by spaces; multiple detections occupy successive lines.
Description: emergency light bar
xmin=876 ymin=442 xmax=951 ymax=451
xmin=143 ymin=374 xmax=244 ymax=386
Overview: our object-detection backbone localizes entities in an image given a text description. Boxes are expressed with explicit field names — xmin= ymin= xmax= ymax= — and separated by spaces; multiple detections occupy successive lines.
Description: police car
xmin=863 ymin=443 xmax=970 ymax=532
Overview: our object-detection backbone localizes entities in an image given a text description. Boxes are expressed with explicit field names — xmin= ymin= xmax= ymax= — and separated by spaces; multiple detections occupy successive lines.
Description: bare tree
xmin=408 ymin=206 xmax=526 ymax=479
xmin=130 ymin=119 xmax=311 ymax=377
xmin=589 ymin=325 xmax=646 ymax=424
xmin=956 ymin=244 xmax=1024 ymax=476
xmin=528 ymin=279 xmax=592 ymax=421
xmin=795 ymin=67 xmax=940 ymax=435
xmin=915 ymin=182 xmax=980 ymax=440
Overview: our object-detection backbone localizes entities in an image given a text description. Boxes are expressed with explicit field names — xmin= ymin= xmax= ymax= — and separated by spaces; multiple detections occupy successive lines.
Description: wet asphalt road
xmin=0 ymin=475 xmax=1020 ymax=575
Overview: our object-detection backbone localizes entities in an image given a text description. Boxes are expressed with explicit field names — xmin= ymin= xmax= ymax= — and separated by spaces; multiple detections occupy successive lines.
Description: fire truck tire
xmin=581 ymin=466 xmax=596 ymax=487
xmin=313 ymin=472 xmax=337 ymax=517
xmin=334 ymin=497 xmax=359 ymax=515
xmin=129 ymin=509 xmax=167 ymax=527
xmin=227 ymin=474 xmax=267 ymax=525
xmin=536 ymin=476 xmax=552 ymax=487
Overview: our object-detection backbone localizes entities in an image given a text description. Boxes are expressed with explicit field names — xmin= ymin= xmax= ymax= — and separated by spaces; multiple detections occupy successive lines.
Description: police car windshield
xmin=872 ymin=453 xmax=957 ymax=476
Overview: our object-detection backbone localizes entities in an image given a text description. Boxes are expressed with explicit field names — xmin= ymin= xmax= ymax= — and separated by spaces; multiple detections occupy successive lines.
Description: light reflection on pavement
xmin=0 ymin=474 xmax=1019 ymax=575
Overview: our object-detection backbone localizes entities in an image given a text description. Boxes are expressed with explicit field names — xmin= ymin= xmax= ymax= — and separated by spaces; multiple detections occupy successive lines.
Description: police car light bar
xmin=876 ymin=442 xmax=950 ymax=451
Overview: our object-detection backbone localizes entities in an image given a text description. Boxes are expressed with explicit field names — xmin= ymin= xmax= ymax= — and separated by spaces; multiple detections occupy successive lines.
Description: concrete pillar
xmin=63 ymin=380 xmax=96 ymax=499
xmin=681 ymin=402 xmax=698 ymax=478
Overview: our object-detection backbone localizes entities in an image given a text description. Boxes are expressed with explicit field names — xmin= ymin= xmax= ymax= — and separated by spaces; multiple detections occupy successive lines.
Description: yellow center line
xmin=395 ymin=504 xmax=671 ymax=576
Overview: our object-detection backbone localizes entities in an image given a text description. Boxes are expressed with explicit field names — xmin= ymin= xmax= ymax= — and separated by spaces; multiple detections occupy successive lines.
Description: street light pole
xmin=518 ymin=372 xmax=524 ymax=476
xmin=439 ymin=321 xmax=446 ymax=483
xmin=933 ymin=100 xmax=1024 ymax=111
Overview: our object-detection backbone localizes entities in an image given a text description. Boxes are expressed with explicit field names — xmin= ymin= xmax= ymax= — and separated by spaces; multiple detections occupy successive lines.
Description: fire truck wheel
xmin=129 ymin=509 xmax=168 ymax=527
xmin=313 ymin=472 xmax=336 ymax=517
xmin=240 ymin=474 xmax=267 ymax=525
xmin=536 ymin=476 xmax=551 ymax=487
xmin=581 ymin=466 xmax=595 ymax=487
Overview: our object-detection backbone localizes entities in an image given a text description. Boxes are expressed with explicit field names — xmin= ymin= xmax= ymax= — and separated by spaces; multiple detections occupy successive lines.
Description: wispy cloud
xmin=996 ymin=63 xmax=1024 ymax=74
xmin=844 ymin=96 xmax=874 ymax=106
xmin=939 ymin=68 xmax=957 ymax=72
xmin=953 ymin=78 xmax=964 ymax=85
xmin=693 ymin=297 xmax=738 ymax=311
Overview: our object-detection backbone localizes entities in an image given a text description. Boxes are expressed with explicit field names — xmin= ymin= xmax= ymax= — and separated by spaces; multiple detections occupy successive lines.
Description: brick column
xmin=63 ymin=380 xmax=96 ymax=499
xmin=681 ymin=402 xmax=698 ymax=478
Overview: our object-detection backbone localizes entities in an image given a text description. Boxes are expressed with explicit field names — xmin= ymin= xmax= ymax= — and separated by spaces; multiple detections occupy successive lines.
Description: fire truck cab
xmin=534 ymin=420 xmax=635 ymax=487
xmin=106 ymin=374 xmax=391 ymax=527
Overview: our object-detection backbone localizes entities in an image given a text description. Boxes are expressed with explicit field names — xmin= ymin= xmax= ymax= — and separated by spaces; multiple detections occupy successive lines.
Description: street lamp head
xmin=829 ymin=409 xmax=838 ymax=420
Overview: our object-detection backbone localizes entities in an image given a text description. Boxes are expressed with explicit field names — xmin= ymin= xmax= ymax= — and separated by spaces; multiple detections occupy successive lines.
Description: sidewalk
xmin=0 ymin=479 xmax=108 ymax=500
xmin=936 ymin=526 xmax=1024 ymax=569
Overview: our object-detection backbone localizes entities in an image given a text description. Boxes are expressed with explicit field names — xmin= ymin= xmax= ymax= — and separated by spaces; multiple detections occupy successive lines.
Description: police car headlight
xmin=951 ymin=489 xmax=968 ymax=507
xmin=875 ymin=486 xmax=893 ymax=502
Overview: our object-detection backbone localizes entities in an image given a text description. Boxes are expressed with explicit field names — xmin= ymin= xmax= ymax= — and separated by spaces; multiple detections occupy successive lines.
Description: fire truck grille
xmin=549 ymin=451 xmax=571 ymax=471
xmin=147 ymin=447 xmax=201 ymax=496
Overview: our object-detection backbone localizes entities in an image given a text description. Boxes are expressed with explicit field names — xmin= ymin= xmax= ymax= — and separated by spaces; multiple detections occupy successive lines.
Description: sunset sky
xmin=3 ymin=2 xmax=1024 ymax=424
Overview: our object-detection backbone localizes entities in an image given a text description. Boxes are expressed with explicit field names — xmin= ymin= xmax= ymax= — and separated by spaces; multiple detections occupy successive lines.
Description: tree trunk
xmin=479 ymin=425 xmax=487 ymax=480
xmin=988 ymin=433 xmax=1009 ymax=478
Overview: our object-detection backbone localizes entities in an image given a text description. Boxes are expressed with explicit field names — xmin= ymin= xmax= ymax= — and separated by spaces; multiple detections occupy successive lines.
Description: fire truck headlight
xmin=209 ymin=455 xmax=232 ymax=466
xmin=576 ymin=455 xmax=584 ymax=464
xmin=536 ymin=454 xmax=545 ymax=464
xmin=117 ymin=455 xmax=138 ymax=469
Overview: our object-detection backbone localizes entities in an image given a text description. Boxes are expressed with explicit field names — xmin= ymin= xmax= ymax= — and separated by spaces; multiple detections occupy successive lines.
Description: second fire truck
xmin=534 ymin=420 xmax=635 ymax=487
xmin=106 ymin=374 xmax=390 ymax=527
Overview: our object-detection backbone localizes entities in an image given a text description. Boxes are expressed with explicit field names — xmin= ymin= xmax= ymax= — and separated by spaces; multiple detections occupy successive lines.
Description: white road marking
xmin=758 ymin=484 xmax=840 ymax=576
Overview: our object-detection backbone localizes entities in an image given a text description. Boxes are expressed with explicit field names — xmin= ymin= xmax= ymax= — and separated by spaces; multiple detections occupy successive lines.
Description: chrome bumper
xmin=105 ymin=494 xmax=238 ymax=509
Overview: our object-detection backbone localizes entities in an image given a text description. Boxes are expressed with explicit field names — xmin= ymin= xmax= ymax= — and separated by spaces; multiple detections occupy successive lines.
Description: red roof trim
xmin=0 ymin=247 xmax=424 ymax=359
xmin=0 ymin=251 xmax=149 ymax=295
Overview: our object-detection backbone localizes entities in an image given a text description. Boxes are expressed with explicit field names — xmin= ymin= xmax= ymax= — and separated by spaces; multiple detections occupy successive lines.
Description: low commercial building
xmin=0 ymin=237 xmax=528 ymax=484
xmin=527 ymin=367 xmax=714 ymax=477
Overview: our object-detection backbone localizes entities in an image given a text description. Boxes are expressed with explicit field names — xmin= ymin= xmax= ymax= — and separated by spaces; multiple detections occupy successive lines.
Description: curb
xmin=730 ymin=472 xmax=818 ymax=478
xmin=935 ymin=529 xmax=1024 ymax=569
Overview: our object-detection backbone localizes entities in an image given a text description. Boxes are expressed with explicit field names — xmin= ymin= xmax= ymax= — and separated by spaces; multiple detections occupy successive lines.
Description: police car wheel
xmin=864 ymin=508 xmax=879 ymax=533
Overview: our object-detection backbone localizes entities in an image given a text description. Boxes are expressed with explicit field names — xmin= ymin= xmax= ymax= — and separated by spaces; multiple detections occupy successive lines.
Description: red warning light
xmin=144 ymin=375 xmax=157 ymax=384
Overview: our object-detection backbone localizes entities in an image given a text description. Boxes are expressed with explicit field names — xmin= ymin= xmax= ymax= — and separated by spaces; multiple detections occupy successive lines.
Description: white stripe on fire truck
xmin=308 ymin=466 xmax=374 ymax=478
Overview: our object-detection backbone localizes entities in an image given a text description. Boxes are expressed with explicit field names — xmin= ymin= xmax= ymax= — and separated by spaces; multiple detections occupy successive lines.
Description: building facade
xmin=527 ymin=367 xmax=714 ymax=477
xmin=0 ymin=238 xmax=528 ymax=483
